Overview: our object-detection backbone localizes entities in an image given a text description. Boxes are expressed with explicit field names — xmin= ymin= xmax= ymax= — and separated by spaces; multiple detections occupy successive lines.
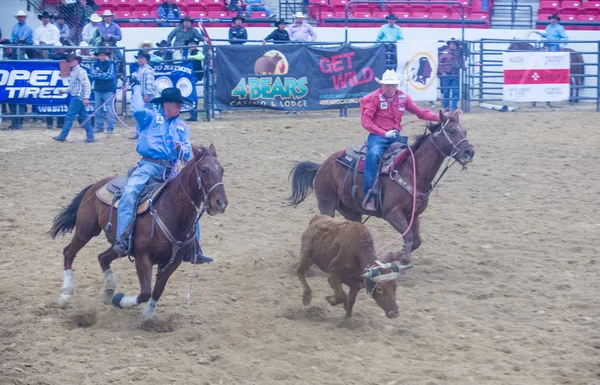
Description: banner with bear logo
xmin=214 ymin=45 xmax=386 ymax=111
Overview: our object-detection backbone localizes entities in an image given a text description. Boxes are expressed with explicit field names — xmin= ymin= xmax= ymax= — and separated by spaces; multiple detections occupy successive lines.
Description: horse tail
xmin=287 ymin=161 xmax=320 ymax=207
xmin=49 ymin=184 xmax=93 ymax=239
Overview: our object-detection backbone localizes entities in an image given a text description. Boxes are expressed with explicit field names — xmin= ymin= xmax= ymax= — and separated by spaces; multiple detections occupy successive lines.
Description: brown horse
xmin=507 ymin=42 xmax=585 ymax=103
xmin=287 ymin=111 xmax=474 ymax=265
xmin=49 ymin=145 xmax=227 ymax=320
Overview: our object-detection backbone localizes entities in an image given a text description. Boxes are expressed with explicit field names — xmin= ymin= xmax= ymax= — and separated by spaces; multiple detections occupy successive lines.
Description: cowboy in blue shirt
xmin=535 ymin=14 xmax=568 ymax=52
xmin=113 ymin=86 xmax=212 ymax=263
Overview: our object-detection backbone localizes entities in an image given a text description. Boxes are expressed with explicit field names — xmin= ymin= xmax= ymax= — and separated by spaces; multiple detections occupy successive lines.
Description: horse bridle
xmin=430 ymin=119 xmax=469 ymax=165
xmin=179 ymin=153 xmax=225 ymax=217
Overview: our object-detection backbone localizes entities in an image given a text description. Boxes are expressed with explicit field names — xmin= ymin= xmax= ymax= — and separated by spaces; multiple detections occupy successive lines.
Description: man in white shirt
xmin=34 ymin=11 xmax=61 ymax=58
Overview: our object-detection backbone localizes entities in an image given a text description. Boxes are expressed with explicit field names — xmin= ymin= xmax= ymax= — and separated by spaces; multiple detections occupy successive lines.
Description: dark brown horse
xmin=287 ymin=111 xmax=474 ymax=265
xmin=507 ymin=42 xmax=585 ymax=103
xmin=49 ymin=145 xmax=227 ymax=320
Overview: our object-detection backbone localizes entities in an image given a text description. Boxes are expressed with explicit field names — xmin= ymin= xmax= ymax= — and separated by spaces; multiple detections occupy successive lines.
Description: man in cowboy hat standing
xmin=10 ymin=10 xmax=33 ymax=47
xmin=129 ymin=51 xmax=156 ymax=139
xmin=287 ymin=12 xmax=316 ymax=42
xmin=112 ymin=86 xmax=213 ymax=263
xmin=34 ymin=12 xmax=61 ymax=48
xmin=535 ymin=14 xmax=568 ymax=52
xmin=228 ymin=16 xmax=248 ymax=45
xmin=52 ymin=54 xmax=95 ymax=143
xmin=89 ymin=49 xmax=116 ymax=133
xmin=167 ymin=15 xmax=204 ymax=57
xmin=360 ymin=69 xmax=440 ymax=211
xmin=376 ymin=14 xmax=404 ymax=42
xmin=262 ymin=19 xmax=290 ymax=44
xmin=98 ymin=10 xmax=122 ymax=59
xmin=82 ymin=13 xmax=102 ymax=46
xmin=438 ymin=38 xmax=464 ymax=111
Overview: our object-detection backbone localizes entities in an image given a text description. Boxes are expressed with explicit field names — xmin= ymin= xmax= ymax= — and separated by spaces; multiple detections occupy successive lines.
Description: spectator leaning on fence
xmin=228 ymin=16 xmax=248 ymax=45
xmin=129 ymin=51 xmax=156 ymax=139
xmin=438 ymin=38 xmax=464 ymax=111
xmin=226 ymin=0 xmax=243 ymax=17
xmin=263 ymin=19 xmax=290 ymax=44
xmin=155 ymin=40 xmax=174 ymax=61
xmin=11 ymin=10 xmax=33 ymax=46
xmin=52 ymin=54 xmax=95 ymax=143
xmin=287 ymin=13 xmax=316 ymax=42
xmin=535 ymin=14 xmax=568 ymax=52
xmin=98 ymin=10 xmax=123 ymax=58
xmin=167 ymin=16 xmax=204 ymax=58
xmin=243 ymin=0 xmax=274 ymax=18
xmin=34 ymin=11 xmax=62 ymax=58
xmin=89 ymin=49 xmax=116 ymax=134
xmin=82 ymin=13 xmax=102 ymax=46
xmin=376 ymin=14 xmax=403 ymax=42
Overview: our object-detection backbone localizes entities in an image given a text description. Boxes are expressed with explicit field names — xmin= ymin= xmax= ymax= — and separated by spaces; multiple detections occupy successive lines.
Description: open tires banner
xmin=215 ymin=44 xmax=386 ymax=111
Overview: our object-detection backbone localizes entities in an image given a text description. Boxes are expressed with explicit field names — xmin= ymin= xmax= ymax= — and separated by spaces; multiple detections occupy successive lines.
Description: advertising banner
xmin=396 ymin=41 xmax=439 ymax=101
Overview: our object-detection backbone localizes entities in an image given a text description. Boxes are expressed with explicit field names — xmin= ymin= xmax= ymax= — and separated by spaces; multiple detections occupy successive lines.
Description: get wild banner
xmin=215 ymin=44 xmax=386 ymax=111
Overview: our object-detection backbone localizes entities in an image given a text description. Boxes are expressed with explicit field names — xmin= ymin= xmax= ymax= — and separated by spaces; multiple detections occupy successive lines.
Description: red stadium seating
xmin=560 ymin=1 xmax=582 ymax=14
xmin=430 ymin=4 xmax=450 ymax=14
xmin=558 ymin=13 xmax=577 ymax=21
xmin=409 ymin=4 xmax=429 ymax=13
xmin=205 ymin=0 xmax=224 ymax=11
xmin=330 ymin=0 xmax=349 ymax=12
xmin=371 ymin=11 xmax=388 ymax=18
xmin=539 ymin=0 xmax=560 ymax=12
xmin=576 ymin=14 xmax=597 ymax=21
xmin=185 ymin=0 xmax=205 ymax=12
xmin=114 ymin=0 xmax=133 ymax=11
xmin=582 ymin=2 xmax=600 ymax=15
xmin=187 ymin=10 xmax=208 ymax=18
xmin=131 ymin=0 xmax=151 ymax=12
xmin=388 ymin=5 xmax=410 ymax=14
xmin=207 ymin=10 xmax=228 ymax=18
xmin=131 ymin=10 xmax=151 ymax=18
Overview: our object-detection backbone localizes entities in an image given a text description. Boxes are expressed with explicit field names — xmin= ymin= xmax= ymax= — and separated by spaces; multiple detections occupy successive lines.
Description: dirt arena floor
xmin=0 ymin=105 xmax=599 ymax=385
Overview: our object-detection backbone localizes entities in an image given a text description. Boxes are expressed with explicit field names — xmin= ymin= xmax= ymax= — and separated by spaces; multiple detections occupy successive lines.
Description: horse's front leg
xmin=142 ymin=256 xmax=183 ymax=321
xmin=384 ymin=207 xmax=413 ymax=265
xmin=112 ymin=254 xmax=152 ymax=310
xmin=411 ymin=216 xmax=422 ymax=252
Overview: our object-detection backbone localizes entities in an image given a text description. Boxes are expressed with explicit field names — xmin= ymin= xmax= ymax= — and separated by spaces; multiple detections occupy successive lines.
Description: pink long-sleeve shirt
xmin=360 ymin=88 xmax=440 ymax=137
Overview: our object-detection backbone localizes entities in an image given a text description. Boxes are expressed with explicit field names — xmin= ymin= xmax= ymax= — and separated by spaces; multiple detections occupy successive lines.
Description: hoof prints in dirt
xmin=139 ymin=316 xmax=177 ymax=333
xmin=69 ymin=310 xmax=98 ymax=328
xmin=282 ymin=306 xmax=328 ymax=322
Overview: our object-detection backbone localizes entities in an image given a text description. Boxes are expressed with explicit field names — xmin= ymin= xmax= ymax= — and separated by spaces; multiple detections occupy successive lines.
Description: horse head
xmin=189 ymin=145 xmax=228 ymax=215
xmin=427 ymin=111 xmax=475 ymax=167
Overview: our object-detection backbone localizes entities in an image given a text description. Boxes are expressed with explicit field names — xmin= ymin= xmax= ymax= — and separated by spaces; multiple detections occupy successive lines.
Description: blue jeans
xmin=116 ymin=160 xmax=164 ymax=240
xmin=545 ymin=43 xmax=560 ymax=52
xmin=58 ymin=98 xmax=94 ymax=141
xmin=94 ymin=91 xmax=116 ymax=132
xmin=364 ymin=133 xmax=395 ymax=197
xmin=247 ymin=5 xmax=271 ymax=16
xmin=441 ymin=75 xmax=460 ymax=110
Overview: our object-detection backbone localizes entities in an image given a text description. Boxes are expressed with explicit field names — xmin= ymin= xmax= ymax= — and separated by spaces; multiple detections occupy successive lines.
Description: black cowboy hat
xmin=134 ymin=50 xmax=151 ymax=60
xmin=67 ymin=53 xmax=82 ymax=63
xmin=275 ymin=18 xmax=287 ymax=26
xmin=156 ymin=39 xmax=171 ymax=47
xmin=181 ymin=15 xmax=193 ymax=23
xmin=93 ymin=49 xmax=110 ymax=56
xmin=56 ymin=14 xmax=66 ymax=19
xmin=232 ymin=15 xmax=244 ymax=22
xmin=446 ymin=37 xmax=460 ymax=46
xmin=385 ymin=14 xmax=397 ymax=20
xmin=38 ymin=11 xmax=54 ymax=20
xmin=185 ymin=38 xmax=200 ymax=45
xmin=150 ymin=87 xmax=193 ymax=106
xmin=548 ymin=13 xmax=560 ymax=21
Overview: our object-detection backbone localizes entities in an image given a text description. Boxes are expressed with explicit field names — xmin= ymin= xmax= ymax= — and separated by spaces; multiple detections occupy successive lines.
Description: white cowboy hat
xmin=139 ymin=40 xmax=153 ymax=48
xmin=375 ymin=69 xmax=401 ymax=85
xmin=101 ymin=10 xmax=114 ymax=17
xmin=294 ymin=12 xmax=306 ymax=18
xmin=89 ymin=13 xmax=102 ymax=23
xmin=14 ymin=10 xmax=28 ymax=18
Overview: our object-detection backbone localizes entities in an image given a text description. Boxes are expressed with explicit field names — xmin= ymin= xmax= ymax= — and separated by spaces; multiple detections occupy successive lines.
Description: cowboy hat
xmin=14 ymin=10 xmax=28 ymax=18
xmin=139 ymin=40 xmax=153 ymax=48
xmin=93 ymin=49 xmax=110 ymax=56
xmin=89 ymin=13 xmax=101 ymax=23
xmin=446 ymin=37 xmax=460 ymax=46
xmin=134 ymin=50 xmax=151 ymax=61
xmin=375 ymin=69 xmax=401 ymax=85
xmin=56 ymin=13 xmax=66 ymax=20
xmin=150 ymin=87 xmax=193 ymax=106
xmin=181 ymin=15 xmax=193 ymax=23
xmin=293 ymin=12 xmax=306 ymax=18
xmin=38 ymin=11 xmax=54 ymax=20
xmin=548 ymin=13 xmax=560 ymax=21
xmin=275 ymin=18 xmax=287 ymax=26
xmin=232 ymin=15 xmax=244 ymax=22
xmin=67 ymin=54 xmax=83 ymax=63
xmin=101 ymin=10 xmax=115 ymax=17
xmin=385 ymin=14 xmax=397 ymax=20
xmin=156 ymin=40 xmax=171 ymax=47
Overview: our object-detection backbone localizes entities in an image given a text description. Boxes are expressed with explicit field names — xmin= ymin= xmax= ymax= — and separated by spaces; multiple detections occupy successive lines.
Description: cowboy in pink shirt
xmin=287 ymin=12 xmax=316 ymax=42
xmin=360 ymin=69 xmax=439 ymax=211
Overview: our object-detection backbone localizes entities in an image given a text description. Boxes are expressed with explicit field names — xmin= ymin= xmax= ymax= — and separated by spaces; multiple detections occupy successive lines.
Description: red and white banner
xmin=503 ymin=52 xmax=570 ymax=102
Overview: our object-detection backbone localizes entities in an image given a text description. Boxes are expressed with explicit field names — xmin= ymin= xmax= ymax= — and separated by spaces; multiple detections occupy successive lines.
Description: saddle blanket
xmin=96 ymin=174 xmax=169 ymax=214
xmin=335 ymin=143 xmax=409 ymax=173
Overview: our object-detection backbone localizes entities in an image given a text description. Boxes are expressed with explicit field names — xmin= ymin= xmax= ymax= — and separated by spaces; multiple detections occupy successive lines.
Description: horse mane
xmin=412 ymin=122 xmax=439 ymax=151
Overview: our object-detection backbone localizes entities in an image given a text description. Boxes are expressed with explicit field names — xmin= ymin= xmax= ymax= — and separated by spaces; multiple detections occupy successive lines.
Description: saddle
xmin=95 ymin=167 xmax=169 ymax=214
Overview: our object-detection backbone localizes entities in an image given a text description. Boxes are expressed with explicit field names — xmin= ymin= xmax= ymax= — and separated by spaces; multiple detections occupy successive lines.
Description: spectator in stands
xmin=287 ymin=13 xmax=316 ymax=42
xmin=376 ymin=14 xmax=403 ymax=42
xmin=11 ymin=10 xmax=34 ymax=46
xmin=438 ymin=38 xmax=464 ymax=111
xmin=89 ymin=49 xmax=116 ymax=133
xmin=55 ymin=14 xmax=73 ymax=46
xmin=167 ymin=16 xmax=204 ymax=58
xmin=534 ymin=14 xmax=568 ymax=52
xmin=158 ymin=0 xmax=182 ymax=21
xmin=34 ymin=11 xmax=62 ymax=59
xmin=129 ymin=51 xmax=156 ymax=139
xmin=84 ymin=0 xmax=99 ymax=20
xmin=226 ymin=0 xmax=243 ymax=17
xmin=82 ymin=13 xmax=102 ymax=46
xmin=184 ymin=38 xmax=204 ymax=122
xmin=228 ymin=16 xmax=248 ymax=45
xmin=262 ymin=19 xmax=290 ymax=44
xmin=155 ymin=40 xmax=174 ymax=62
xmin=139 ymin=41 xmax=163 ymax=66
xmin=52 ymin=54 xmax=95 ymax=143
xmin=98 ymin=10 xmax=123 ymax=59
xmin=76 ymin=41 xmax=95 ymax=59
xmin=243 ymin=0 xmax=274 ymax=18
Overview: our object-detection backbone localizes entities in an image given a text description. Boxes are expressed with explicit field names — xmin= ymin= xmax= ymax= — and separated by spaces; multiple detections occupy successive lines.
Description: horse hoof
xmin=103 ymin=289 xmax=115 ymax=305
xmin=112 ymin=293 xmax=125 ymax=308
xmin=58 ymin=294 xmax=72 ymax=309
